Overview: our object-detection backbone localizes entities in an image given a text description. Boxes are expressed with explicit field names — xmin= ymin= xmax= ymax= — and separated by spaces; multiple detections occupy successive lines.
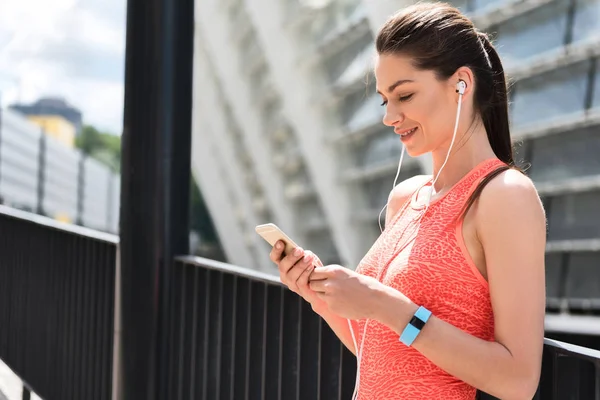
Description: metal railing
xmin=168 ymin=256 xmax=357 ymax=400
xmin=0 ymin=205 xmax=118 ymax=400
xmin=173 ymin=256 xmax=600 ymax=400
xmin=537 ymin=339 xmax=600 ymax=399
xmin=1 ymin=206 xmax=599 ymax=399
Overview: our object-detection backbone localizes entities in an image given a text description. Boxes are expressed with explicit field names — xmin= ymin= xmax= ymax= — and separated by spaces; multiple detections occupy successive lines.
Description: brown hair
xmin=376 ymin=2 xmax=517 ymax=217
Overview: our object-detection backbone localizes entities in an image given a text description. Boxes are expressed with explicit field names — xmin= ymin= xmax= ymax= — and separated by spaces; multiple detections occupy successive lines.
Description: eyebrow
xmin=376 ymin=79 xmax=415 ymax=95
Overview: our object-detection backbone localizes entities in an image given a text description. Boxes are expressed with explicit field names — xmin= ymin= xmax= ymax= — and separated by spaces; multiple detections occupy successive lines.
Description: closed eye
xmin=399 ymin=94 xmax=414 ymax=102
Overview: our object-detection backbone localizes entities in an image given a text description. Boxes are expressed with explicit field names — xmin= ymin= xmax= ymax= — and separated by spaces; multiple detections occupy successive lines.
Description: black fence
xmin=0 ymin=205 xmax=117 ymax=399
xmin=538 ymin=339 xmax=600 ymax=399
xmin=172 ymin=256 xmax=600 ymax=400
xmin=1 ymin=207 xmax=600 ymax=399
xmin=167 ymin=256 xmax=357 ymax=400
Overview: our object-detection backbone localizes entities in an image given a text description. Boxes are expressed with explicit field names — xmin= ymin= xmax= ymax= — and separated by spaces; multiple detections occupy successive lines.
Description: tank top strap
xmin=442 ymin=158 xmax=508 ymax=212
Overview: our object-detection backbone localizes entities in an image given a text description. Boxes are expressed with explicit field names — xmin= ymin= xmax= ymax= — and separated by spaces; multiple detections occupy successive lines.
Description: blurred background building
xmin=0 ymin=105 xmax=120 ymax=232
xmin=0 ymin=0 xmax=598 ymax=337
xmin=190 ymin=0 xmax=600 ymax=293
xmin=10 ymin=97 xmax=83 ymax=137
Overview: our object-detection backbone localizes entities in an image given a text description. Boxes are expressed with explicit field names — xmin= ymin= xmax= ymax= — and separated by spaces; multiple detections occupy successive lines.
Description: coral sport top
xmin=353 ymin=158 xmax=506 ymax=400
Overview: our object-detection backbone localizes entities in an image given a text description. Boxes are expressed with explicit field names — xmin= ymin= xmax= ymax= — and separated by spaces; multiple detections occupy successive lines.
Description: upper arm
xmin=385 ymin=175 xmax=430 ymax=226
xmin=476 ymin=170 xmax=546 ymax=374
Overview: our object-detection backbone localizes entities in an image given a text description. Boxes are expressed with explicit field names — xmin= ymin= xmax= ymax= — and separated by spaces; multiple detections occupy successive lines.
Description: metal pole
xmin=36 ymin=131 xmax=46 ymax=216
xmin=119 ymin=0 xmax=194 ymax=397
xmin=0 ymin=91 xmax=2 ymax=197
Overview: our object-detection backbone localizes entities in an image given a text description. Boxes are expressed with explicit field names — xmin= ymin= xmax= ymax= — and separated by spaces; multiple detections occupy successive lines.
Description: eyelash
xmin=380 ymin=93 xmax=414 ymax=106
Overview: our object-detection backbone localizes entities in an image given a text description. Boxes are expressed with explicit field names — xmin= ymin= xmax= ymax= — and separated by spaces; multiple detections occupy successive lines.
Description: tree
xmin=76 ymin=125 xmax=122 ymax=172
xmin=189 ymin=175 xmax=227 ymax=262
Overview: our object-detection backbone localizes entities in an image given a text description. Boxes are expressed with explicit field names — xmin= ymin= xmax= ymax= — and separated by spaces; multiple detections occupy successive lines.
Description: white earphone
xmin=456 ymin=79 xmax=467 ymax=95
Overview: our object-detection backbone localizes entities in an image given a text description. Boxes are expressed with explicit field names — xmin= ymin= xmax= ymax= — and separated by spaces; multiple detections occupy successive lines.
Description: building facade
xmin=191 ymin=0 xmax=600 ymax=333
xmin=9 ymin=97 xmax=83 ymax=136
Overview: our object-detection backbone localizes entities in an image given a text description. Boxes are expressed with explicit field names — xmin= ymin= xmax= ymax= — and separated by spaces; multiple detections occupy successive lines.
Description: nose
xmin=382 ymin=107 xmax=404 ymax=127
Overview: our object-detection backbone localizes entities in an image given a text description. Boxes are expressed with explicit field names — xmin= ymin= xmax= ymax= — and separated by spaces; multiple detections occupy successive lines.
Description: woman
xmin=270 ymin=2 xmax=546 ymax=399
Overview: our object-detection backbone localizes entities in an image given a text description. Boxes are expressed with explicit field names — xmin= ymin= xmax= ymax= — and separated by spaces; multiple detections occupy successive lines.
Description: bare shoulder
xmin=479 ymin=169 xmax=542 ymax=207
xmin=385 ymin=174 xmax=431 ymax=224
xmin=476 ymin=169 xmax=546 ymax=237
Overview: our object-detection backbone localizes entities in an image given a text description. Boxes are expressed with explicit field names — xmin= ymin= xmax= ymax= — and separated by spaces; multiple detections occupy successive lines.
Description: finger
xmin=309 ymin=266 xmax=333 ymax=281
xmin=269 ymin=240 xmax=285 ymax=263
xmin=309 ymin=279 xmax=328 ymax=293
xmin=279 ymin=247 xmax=305 ymax=275
xmin=296 ymin=261 xmax=315 ymax=295
xmin=313 ymin=254 xmax=324 ymax=268
xmin=306 ymin=250 xmax=323 ymax=268
xmin=285 ymin=254 xmax=313 ymax=291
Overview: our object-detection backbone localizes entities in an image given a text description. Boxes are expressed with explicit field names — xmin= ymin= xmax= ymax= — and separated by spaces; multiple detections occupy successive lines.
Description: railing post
xmin=0 ymin=91 xmax=3 ymax=199
xmin=119 ymin=0 xmax=194 ymax=397
xmin=76 ymin=153 xmax=85 ymax=226
xmin=36 ymin=130 xmax=46 ymax=216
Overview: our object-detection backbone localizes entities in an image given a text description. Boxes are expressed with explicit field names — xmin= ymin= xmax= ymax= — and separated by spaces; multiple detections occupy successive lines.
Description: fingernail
xmin=304 ymin=255 xmax=312 ymax=264
xmin=294 ymin=247 xmax=303 ymax=256
xmin=276 ymin=242 xmax=283 ymax=249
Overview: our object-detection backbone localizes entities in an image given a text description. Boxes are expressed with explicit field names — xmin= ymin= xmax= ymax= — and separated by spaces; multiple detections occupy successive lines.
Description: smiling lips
xmin=395 ymin=127 xmax=417 ymax=137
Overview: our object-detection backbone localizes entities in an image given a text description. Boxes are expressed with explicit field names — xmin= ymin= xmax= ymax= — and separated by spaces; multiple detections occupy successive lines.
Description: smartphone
xmin=255 ymin=223 xmax=299 ymax=257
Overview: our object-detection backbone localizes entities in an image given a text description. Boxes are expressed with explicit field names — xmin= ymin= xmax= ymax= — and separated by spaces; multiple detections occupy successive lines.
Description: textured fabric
xmin=354 ymin=158 xmax=506 ymax=400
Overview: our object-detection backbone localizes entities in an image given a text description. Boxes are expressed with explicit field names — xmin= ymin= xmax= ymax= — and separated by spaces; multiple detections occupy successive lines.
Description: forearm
xmin=314 ymin=305 xmax=357 ymax=355
xmin=375 ymin=289 xmax=539 ymax=399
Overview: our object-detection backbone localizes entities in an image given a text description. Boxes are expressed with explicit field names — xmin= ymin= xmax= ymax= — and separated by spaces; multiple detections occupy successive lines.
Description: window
xmin=334 ymin=44 xmax=375 ymax=88
xmin=450 ymin=0 xmax=507 ymax=13
xmin=324 ymin=34 xmax=373 ymax=83
xmin=547 ymin=191 xmax=600 ymax=241
xmin=470 ymin=0 xmax=506 ymax=12
xmin=346 ymin=93 xmax=384 ymax=133
xmin=358 ymin=132 xmax=402 ymax=168
xmin=528 ymin=126 xmax=600 ymax=182
xmin=572 ymin=0 xmax=600 ymax=44
xmin=494 ymin=1 xmax=569 ymax=66
xmin=296 ymin=199 xmax=325 ymax=226
xmin=305 ymin=231 xmax=340 ymax=265
xmin=511 ymin=61 xmax=590 ymax=127
xmin=450 ymin=0 xmax=470 ymax=12
xmin=594 ymin=60 xmax=600 ymax=109
xmin=544 ymin=253 xmax=563 ymax=308
xmin=565 ymin=252 xmax=600 ymax=308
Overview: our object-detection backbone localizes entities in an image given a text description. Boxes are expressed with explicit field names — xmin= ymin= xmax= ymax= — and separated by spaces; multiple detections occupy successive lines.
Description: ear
xmin=452 ymin=67 xmax=476 ymax=102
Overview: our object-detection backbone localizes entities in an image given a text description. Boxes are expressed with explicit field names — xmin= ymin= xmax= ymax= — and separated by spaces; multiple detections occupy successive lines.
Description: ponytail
xmin=459 ymin=33 xmax=517 ymax=220
xmin=477 ymin=32 xmax=514 ymax=166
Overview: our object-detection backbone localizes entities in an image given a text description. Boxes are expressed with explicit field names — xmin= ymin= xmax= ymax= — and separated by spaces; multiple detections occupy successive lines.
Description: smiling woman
xmin=270 ymin=2 xmax=546 ymax=400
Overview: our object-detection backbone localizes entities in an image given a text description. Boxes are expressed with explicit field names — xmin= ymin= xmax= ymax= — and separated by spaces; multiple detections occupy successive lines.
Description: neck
xmin=430 ymin=122 xmax=496 ymax=193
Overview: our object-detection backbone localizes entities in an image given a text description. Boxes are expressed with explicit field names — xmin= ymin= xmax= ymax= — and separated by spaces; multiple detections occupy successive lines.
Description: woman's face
xmin=374 ymin=53 xmax=463 ymax=157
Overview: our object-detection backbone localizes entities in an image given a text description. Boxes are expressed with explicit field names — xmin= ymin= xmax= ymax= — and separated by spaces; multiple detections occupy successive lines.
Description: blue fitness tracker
xmin=399 ymin=306 xmax=432 ymax=346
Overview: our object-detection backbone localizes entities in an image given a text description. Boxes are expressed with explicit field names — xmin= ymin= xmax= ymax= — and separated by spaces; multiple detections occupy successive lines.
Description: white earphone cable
xmin=349 ymin=84 xmax=464 ymax=400
xmin=378 ymin=145 xmax=406 ymax=233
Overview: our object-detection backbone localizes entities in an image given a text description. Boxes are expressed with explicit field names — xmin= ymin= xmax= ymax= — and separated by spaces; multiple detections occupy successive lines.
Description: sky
xmin=0 ymin=0 xmax=127 ymax=135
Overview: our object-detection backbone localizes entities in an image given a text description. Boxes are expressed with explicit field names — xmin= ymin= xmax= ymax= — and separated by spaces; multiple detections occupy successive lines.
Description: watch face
xmin=409 ymin=315 xmax=426 ymax=330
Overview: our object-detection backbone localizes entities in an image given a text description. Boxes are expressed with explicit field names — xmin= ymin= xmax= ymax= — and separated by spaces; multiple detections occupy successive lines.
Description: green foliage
xmin=75 ymin=125 xmax=122 ymax=172
xmin=190 ymin=175 xmax=219 ymax=243
xmin=189 ymin=175 xmax=227 ymax=262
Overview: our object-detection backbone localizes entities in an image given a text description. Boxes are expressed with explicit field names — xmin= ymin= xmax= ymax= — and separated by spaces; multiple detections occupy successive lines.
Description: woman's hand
xmin=269 ymin=241 xmax=328 ymax=314
xmin=308 ymin=265 xmax=414 ymax=320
